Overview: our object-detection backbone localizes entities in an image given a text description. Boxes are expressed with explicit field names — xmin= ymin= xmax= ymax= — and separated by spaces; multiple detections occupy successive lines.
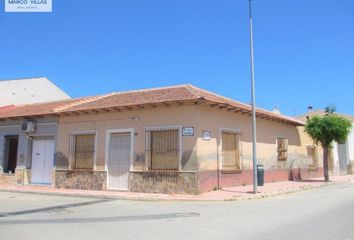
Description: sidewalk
xmin=0 ymin=175 xmax=353 ymax=201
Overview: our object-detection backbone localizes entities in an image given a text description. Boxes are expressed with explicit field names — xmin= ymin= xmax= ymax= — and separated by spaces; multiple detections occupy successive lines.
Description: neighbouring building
xmin=0 ymin=84 xmax=323 ymax=194
xmin=297 ymin=109 xmax=354 ymax=175
xmin=0 ymin=77 xmax=70 ymax=107
xmin=0 ymin=76 xmax=72 ymax=185
xmin=0 ymin=96 xmax=108 ymax=186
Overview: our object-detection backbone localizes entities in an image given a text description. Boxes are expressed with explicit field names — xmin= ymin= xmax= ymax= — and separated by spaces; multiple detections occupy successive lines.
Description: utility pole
xmin=248 ymin=0 xmax=258 ymax=194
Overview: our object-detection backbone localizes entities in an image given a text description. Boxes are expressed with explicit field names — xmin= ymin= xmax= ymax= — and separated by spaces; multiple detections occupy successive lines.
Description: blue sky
xmin=0 ymin=0 xmax=353 ymax=116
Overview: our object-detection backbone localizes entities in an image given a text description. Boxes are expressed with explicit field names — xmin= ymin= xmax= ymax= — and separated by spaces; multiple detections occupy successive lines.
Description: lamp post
xmin=248 ymin=0 xmax=258 ymax=194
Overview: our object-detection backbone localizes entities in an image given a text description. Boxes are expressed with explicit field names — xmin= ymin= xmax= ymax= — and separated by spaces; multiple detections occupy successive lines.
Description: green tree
xmin=304 ymin=107 xmax=352 ymax=181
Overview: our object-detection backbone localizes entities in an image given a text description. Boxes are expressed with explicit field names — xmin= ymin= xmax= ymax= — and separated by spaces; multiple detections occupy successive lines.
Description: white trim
xmin=0 ymin=122 xmax=57 ymax=128
xmin=145 ymin=125 xmax=182 ymax=171
xmin=28 ymin=134 xmax=55 ymax=138
xmin=70 ymin=130 xmax=97 ymax=135
xmin=105 ymin=128 xmax=135 ymax=190
xmin=145 ymin=125 xmax=181 ymax=131
xmin=219 ymin=127 xmax=241 ymax=134
xmin=219 ymin=127 xmax=242 ymax=171
xmin=36 ymin=122 xmax=58 ymax=126
xmin=0 ymin=125 xmax=21 ymax=128
xmin=69 ymin=130 xmax=97 ymax=171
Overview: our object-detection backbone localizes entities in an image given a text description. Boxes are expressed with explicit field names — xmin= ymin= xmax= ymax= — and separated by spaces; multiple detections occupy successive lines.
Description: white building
xmin=0 ymin=77 xmax=70 ymax=107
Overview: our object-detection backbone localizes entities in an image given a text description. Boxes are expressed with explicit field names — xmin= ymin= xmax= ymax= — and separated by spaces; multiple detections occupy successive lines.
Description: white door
xmin=338 ymin=143 xmax=349 ymax=175
xmin=108 ymin=133 xmax=131 ymax=190
xmin=31 ymin=140 xmax=55 ymax=184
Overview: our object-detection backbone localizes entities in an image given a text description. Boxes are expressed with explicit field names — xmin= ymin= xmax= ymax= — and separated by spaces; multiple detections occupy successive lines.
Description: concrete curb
xmin=223 ymin=181 xmax=336 ymax=201
xmin=0 ymin=180 xmax=348 ymax=202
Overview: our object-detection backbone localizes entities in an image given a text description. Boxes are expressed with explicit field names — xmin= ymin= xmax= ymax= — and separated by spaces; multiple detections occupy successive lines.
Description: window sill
xmin=60 ymin=169 xmax=95 ymax=172
xmin=308 ymin=165 xmax=318 ymax=171
xmin=130 ymin=170 xmax=196 ymax=174
xmin=221 ymin=169 xmax=242 ymax=174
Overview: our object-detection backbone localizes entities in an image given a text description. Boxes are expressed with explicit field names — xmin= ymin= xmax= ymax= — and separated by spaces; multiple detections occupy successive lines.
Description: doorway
xmin=31 ymin=139 xmax=55 ymax=184
xmin=107 ymin=131 xmax=133 ymax=190
xmin=3 ymin=136 xmax=19 ymax=174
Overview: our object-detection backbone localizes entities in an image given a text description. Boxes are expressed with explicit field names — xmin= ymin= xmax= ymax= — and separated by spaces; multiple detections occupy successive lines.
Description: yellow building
xmin=0 ymin=85 xmax=322 ymax=194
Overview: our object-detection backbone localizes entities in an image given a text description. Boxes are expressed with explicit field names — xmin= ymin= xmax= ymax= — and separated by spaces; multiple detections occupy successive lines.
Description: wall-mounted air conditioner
xmin=21 ymin=122 xmax=36 ymax=133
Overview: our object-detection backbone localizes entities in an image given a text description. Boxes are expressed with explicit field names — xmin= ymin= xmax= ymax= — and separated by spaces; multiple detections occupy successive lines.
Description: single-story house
xmin=0 ymin=84 xmax=323 ymax=194
xmin=297 ymin=109 xmax=354 ymax=175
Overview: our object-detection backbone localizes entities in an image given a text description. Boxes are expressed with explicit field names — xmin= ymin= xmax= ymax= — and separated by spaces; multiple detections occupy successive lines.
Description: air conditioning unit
xmin=21 ymin=122 xmax=36 ymax=133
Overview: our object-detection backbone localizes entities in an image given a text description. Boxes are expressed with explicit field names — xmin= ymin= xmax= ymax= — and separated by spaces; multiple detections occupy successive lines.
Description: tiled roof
xmin=0 ymin=84 xmax=304 ymax=125
xmin=297 ymin=109 xmax=354 ymax=122
xmin=0 ymin=98 xmax=91 ymax=119
xmin=62 ymin=85 xmax=200 ymax=112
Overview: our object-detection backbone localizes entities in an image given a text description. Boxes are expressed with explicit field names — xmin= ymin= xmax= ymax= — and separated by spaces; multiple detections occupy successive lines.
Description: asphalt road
xmin=0 ymin=182 xmax=354 ymax=240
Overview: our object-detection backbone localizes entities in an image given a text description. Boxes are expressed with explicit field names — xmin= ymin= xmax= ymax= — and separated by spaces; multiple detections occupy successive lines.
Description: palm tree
xmin=304 ymin=105 xmax=352 ymax=181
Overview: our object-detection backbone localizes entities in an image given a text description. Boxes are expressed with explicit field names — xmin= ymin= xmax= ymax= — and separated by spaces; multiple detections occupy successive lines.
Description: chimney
xmin=272 ymin=105 xmax=281 ymax=115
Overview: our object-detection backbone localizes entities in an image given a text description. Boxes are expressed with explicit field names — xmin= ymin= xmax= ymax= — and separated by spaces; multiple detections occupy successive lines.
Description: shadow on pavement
xmin=0 ymin=199 xmax=112 ymax=218
xmin=0 ymin=212 xmax=201 ymax=225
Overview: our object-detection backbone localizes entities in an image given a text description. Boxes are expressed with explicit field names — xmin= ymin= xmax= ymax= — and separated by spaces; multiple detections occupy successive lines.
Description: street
xmin=0 ymin=182 xmax=354 ymax=240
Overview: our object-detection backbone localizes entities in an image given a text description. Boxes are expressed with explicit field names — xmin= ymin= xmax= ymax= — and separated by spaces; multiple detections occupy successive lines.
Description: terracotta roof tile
xmin=61 ymin=85 xmax=199 ymax=112
xmin=0 ymin=98 xmax=88 ymax=119
xmin=0 ymin=84 xmax=303 ymax=125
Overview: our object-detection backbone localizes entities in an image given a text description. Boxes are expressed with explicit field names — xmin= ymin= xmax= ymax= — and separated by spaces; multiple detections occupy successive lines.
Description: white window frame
xmin=219 ymin=128 xmax=242 ymax=171
xmin=69 ymin=130 xmax=97 ymax=171
xmin=145 ymin=125 xmax=182 ymax=172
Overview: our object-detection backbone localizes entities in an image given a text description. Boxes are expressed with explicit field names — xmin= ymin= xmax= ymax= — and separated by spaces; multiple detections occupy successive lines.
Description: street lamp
xmin=248 ymin=0 xmax=258 ymax=194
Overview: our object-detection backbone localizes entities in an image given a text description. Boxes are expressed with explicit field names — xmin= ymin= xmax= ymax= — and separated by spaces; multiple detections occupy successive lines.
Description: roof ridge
xmin=184 ymin=84 xmax=204 ymax=98
xmin=107 ymin=84 xmax=191 ymax=96
xmin=188 ymin=84 xmax=251 ymax=107
xmin=54 ymin=92 xmax=116 ymax=112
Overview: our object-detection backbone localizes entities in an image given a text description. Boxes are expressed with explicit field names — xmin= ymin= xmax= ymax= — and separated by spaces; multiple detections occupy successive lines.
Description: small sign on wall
xmin=182 ymin=127 xmax=194 ymax=136
xmin=202 ymin=131 xmax=211 ymax=141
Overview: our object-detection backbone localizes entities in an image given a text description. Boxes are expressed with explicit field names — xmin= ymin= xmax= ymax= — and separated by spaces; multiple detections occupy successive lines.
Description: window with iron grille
xmin=221 ymin=131 xmax=241 ymax=171
xmin=145 ymin=129 xmax=179 ymax=172
xmin=307 ymin=145 xmax=318 ymax=168
xmin=277 ymin=137 xmax=288 ymax=161
xmin=70 ymin=134 xmax=95 ymax=170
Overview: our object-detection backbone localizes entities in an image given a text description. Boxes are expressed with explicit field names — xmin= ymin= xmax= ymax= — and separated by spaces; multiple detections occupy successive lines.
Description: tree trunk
xmin=323 ymin=146 xmax=330 ymax=182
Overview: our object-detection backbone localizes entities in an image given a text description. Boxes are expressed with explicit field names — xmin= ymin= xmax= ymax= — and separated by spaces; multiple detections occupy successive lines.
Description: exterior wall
xmin=0 ymin=77 xmax=70 ymax=107
xmin=55 ymin=104 xmax=325 ymax=194
xmin=0 ymin=117 xmax=58 ymax=186
xmin=194 ymin=106 xmax=323 ymax=192
xmin=348 ymin=125 xmax=354 ymax=174
xmin=56 ymin=105 xmax=199 ymax=193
